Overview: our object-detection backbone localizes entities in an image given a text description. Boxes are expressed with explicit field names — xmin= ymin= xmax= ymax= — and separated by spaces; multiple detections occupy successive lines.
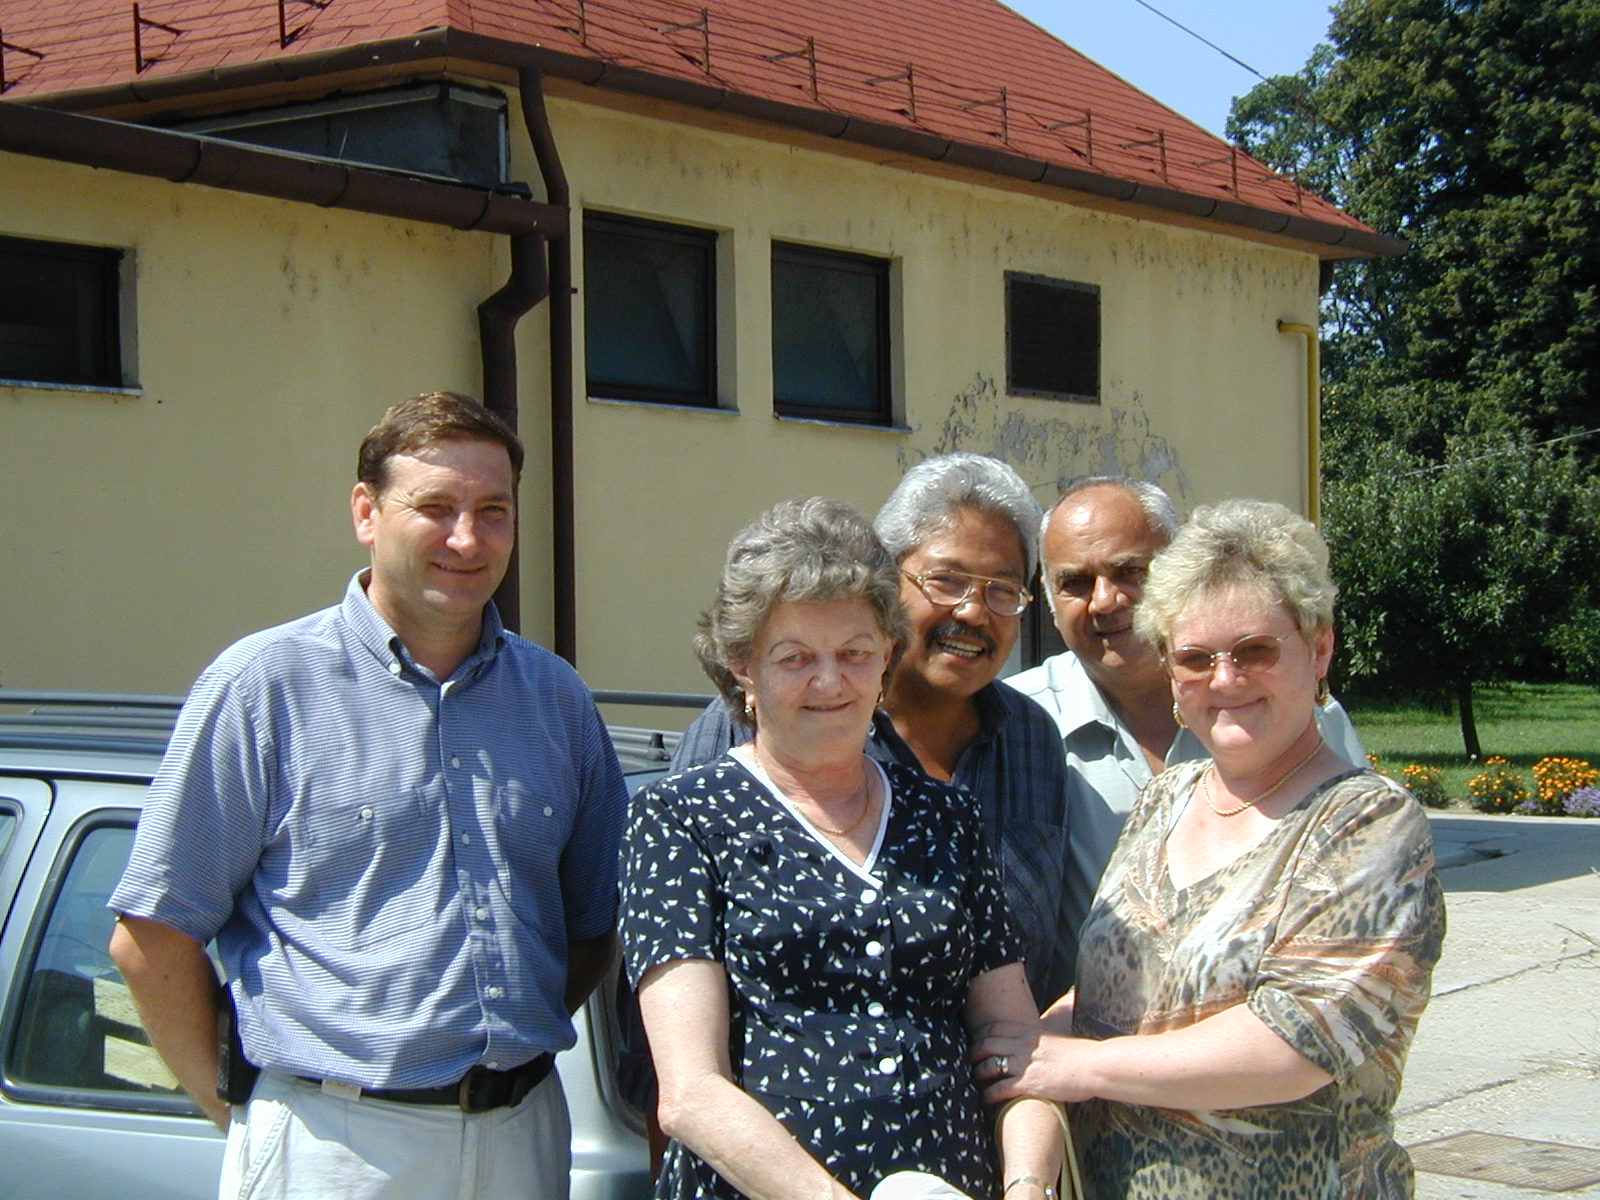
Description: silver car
xmin=0 ymin=691 xmax=680 ymax=1200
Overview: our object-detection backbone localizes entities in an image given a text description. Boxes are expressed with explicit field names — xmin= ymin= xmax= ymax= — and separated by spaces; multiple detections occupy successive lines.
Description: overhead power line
xmin=1395 ymin=427 xmax=1600 ymax=478
xmin=1125 ymin=0 xmax=1269 ymax=84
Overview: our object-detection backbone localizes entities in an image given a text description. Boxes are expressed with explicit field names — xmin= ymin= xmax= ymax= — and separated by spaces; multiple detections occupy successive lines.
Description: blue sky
xmin=1005 ymin=0 xmax=1336 ymax=138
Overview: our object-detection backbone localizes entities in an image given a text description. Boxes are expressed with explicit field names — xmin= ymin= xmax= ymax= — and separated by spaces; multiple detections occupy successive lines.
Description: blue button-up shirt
xmin=111 ymin=573 xmax=628 ymax=1089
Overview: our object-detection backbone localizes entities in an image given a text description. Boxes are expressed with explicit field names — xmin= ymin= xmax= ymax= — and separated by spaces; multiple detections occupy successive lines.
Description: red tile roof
xmin=0 ymin=0 xmax=1377 ymax=243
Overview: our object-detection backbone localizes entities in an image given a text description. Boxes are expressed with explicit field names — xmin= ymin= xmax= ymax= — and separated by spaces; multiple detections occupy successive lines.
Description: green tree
xmin=1231 ymin=0 xmax=1600 ymax=731
xmin=1324 ymin=437 xmax=1600 ymax=756
xmin=1231 ymin=0 xmax=1600 ymax=457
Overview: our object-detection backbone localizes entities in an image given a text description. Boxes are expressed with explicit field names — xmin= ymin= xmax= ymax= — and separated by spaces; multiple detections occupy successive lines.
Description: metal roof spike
xmin=278 ymin=0 xmax=331 ymax=48
xmin=133 ymin=3 xmax=184 ymax=74
xmin=960 ymin=88 xmax=1008 ymax=143
xmin=0 ymin=31 xmax=47 ymax=95
xmin=659 ymin=7 xmax=711 ymax=74
xmin=866 ymin=63 xmax=916 ymax=124
xmin=766 ymin=36 xmax=818 ymax=101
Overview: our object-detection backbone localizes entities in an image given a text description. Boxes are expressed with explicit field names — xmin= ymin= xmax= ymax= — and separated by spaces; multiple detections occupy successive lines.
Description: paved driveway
xmin=1399 ymin=813 xmax=1600 ymax=1198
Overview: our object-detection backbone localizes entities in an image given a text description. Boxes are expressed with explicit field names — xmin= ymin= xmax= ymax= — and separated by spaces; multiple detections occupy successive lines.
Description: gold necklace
xmin=1202 ymin=740 xmax=1325 ymax=817
xmin=755 ymin=745 xmax=874 ymax=837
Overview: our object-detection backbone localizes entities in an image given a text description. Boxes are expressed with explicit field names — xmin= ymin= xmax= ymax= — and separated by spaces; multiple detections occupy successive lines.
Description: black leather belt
xmin=300 ymin=1053 xmax=554 ymax=1113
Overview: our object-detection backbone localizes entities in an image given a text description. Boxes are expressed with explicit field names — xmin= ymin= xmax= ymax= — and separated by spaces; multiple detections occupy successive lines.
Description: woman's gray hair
xmin=1133 ymin=499 xmax=1337 ymax=650
xmin=874 ymin=453 xmax=1043 ymax=578
xmin=696 ymin=497 xmax=908 ymax=710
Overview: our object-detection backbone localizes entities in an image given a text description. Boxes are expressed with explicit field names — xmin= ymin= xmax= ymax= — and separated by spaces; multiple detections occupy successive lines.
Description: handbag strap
xmin=996 ymin=1097 xmax=1086 ymax=1200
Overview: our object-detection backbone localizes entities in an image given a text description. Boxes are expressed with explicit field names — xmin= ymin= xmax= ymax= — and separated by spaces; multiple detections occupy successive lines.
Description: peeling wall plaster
xmin=900 ymin=373 xmax=1191 ymax=506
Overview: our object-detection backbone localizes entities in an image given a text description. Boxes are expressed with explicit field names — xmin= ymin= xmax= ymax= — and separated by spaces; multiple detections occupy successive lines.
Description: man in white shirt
xmin=1006 ymin=477 xmax=1366 ymax=985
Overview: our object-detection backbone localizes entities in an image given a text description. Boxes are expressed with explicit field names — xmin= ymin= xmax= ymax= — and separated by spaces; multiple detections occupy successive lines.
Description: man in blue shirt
xmin=109 ymin=392 xmax=628 ymax=1200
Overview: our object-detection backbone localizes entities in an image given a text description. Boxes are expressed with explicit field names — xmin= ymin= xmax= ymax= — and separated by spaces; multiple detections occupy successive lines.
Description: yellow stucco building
xmin=0 ymin=2 xmax=1399 ymax=708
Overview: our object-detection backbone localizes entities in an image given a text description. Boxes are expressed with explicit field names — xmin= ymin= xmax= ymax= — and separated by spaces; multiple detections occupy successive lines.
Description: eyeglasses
xmin=1165 ymin=632 xmax=1297 ymax=682
xmin=901 ymin=569 xmax=1033 ymax=617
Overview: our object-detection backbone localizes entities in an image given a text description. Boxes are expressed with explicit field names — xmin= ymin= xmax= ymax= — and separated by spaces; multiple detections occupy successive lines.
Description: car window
xmin=0 ymin=804 xmax=15 ymax=863
xmin=5 ymin=820 xmax=190 ymax=1106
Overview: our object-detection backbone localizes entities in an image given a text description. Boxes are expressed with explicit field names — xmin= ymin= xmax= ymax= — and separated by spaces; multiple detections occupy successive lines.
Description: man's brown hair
xmin=357 ymin=392 xmax=524 ymax=495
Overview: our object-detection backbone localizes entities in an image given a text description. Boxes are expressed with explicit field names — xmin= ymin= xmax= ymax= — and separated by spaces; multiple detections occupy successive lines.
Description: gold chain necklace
xmin=1201 ymin=740 xmax=1325 ymax=817
xmin=755 ymin=745 xmax=874 ymax=837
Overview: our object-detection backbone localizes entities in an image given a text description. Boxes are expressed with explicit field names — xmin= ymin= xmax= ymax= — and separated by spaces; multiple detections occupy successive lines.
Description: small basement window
xmin=772 ymin=243 xmax=891 ymax=425
xmin=584 ymin=213 xmax=718 ymax=408
xmin=172 ymin=84 xmax=508 ymax=187
xmin=0 ymin=235 xmax=124 ymax=389
xmin=1006 ymin=272 xmax=1100 ymax=403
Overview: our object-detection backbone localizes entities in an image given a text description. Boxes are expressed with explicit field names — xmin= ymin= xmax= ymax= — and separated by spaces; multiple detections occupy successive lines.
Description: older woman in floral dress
xmin=622 ymin=497 xmax=1058 ymax=1200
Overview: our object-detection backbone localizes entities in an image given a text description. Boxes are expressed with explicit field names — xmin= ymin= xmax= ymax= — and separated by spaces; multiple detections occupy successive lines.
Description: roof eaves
xmin=9 ymin=26 xmax=1406 ymax=259
xmin=0 ymin=97 xmax=566 ymax=236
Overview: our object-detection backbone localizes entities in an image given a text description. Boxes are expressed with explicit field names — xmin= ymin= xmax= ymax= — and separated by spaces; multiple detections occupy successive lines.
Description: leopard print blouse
xmin=1071 ymin=764 xmax=1445 ymax=1200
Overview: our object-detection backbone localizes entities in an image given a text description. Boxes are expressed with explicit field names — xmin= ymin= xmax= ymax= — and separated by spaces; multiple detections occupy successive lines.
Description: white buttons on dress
xmin=867 ymin=1001 xmax=885 ymax=1017
xmin=486 ymin=1060 xmax=500 ymax=1070
xmin=860 ymin=889 xmax=878 ymax=904
xmin=486 ymin=985 xmax=504 ymax=999
xmin=475 ymin=907 xmax=490 ymax=921
xmin=865 ymin=940 xmax=884 ymax=957
xmin=459 ymin=832 xmax=471 ymax=845
xmin=451 ymin=755 xmax=461 ymax=769
xmin=359 ymin=807 xmax=373 ymax=821
xmin=543 ymin=805 xmax=554 ymax=817
xmin=877 ymin=1057 xmax=897 ymax=1075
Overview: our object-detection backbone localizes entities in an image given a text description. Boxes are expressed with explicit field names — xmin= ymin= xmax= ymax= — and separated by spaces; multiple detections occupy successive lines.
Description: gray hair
xmin=696 ymin=497 xmax=907 ymax=710
xmin=1134 ymin=499 xmax=1337 ymax=650
xmin=1041 ymin=475 xmax=1181 ymax=551
xmin=874 ymin=453 xmax=1043 ymax=578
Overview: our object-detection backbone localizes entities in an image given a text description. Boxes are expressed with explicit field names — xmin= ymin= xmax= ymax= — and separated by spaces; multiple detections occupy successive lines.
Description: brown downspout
xmin=478 ymin=231 xmax=548 ymax=636
xmin=513 ymin=66 xmax=577 ymax=667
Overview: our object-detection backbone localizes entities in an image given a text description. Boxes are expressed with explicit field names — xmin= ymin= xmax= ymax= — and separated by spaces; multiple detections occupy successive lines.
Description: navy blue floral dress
xmin=620 ymin=754 xmax=1022 ymax=1200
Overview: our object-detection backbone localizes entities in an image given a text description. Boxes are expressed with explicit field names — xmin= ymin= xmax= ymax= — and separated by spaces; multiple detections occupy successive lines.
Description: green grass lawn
xmin=1345 ymin=681 xmax=1600 ymax=805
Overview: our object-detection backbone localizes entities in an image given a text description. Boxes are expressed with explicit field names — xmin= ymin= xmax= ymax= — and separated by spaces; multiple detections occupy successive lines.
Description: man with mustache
xmin=1006 ymin=476 xmax=1366 ymax=986
xmin=668 ymin=454 xmax=1073 ymax=1007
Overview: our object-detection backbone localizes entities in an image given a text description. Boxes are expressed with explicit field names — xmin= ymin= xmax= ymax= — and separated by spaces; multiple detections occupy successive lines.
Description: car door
xmin=0 ymin=772 xmax=654 ymax=1200
xmin=0 ymin=783 xmax=224 ymax=1200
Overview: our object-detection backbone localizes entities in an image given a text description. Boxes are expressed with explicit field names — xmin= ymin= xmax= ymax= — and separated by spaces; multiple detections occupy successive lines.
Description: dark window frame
xmin=583 ymin=212 xmax=719 ymax=409
xmin=1005 ymin=270 xmax=1101 ymax=404
xmin=771 ymin=242 xmax=892 ymax=427
xmin=0 ymin=234 xmax=124 ymax=389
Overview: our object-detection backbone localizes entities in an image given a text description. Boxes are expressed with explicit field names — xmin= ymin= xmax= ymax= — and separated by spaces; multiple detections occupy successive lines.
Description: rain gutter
xmin=0 ymin=97 xmax=563 ymax=236
xmin=18 ymin=28 xmax=1407 ymax=259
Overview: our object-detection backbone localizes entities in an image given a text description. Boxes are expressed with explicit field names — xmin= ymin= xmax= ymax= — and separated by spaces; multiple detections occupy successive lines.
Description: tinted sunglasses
xmin=1165 ymin=632 xmax=1297 ymax=682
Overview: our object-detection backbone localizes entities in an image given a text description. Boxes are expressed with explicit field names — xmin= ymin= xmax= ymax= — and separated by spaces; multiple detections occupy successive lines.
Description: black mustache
xmin=927 ymin=620 xmax=996 ymax=655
